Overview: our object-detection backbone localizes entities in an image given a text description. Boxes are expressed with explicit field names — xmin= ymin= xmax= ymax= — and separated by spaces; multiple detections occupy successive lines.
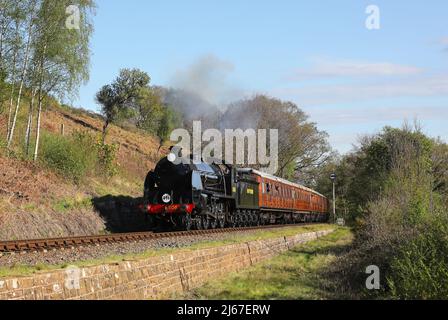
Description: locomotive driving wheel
xmin=236 ymin=213 xmax=243 ymax=227
xmin=209 ymin=217 xmax=218 ymax=229
xmin=218 ymin=215 xmax=226 ymax=228
xmin=180 ymin=214 xmax=193 ymax=231
xmin=228 ymin=215 xmax=237 ymax=228
xmin=194 ymin=217 xmax=203 ymax=230
xmin=202 ymin=216 xmax=210 ymax=230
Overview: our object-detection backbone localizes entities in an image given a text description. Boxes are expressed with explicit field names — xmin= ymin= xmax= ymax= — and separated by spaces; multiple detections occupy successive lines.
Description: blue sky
xmin=75 ymin=0 xmax=448 ymax=153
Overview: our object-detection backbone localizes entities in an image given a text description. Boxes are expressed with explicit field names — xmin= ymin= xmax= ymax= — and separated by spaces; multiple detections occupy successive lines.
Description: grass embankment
xmin=186 ymin=227 xmax=353 ymax=300
xmin=0 ymin=224 xmax=333 ymax=278
xmin=0 ymin=103 xmax=164 ymax=240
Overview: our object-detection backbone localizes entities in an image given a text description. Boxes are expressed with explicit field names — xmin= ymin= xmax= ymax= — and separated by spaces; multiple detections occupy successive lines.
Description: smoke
xmin=170 ymin=54 xmax=246 ymax=110
xmin=219 ymin=99 xmax=261 ymax=131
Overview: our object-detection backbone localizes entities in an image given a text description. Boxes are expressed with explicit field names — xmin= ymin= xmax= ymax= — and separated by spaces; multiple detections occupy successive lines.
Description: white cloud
xmin=305 ymin=104 xmax=448 ymax=153
xmin=288 ymin=58 xmax=423 ymax=80
xmin=275 ymin=74 xmax=448 ymax=106
xmin=307 ymin=105 xmax=448 ymax=126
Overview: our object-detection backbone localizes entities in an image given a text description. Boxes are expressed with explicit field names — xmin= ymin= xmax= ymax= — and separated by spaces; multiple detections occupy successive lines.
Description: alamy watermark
xmin=168 ymin=121 xmax=279 ymax=175
xmin=65 ymin=265 xmax=81 ymax=290
xmin=65 ymin=5 xmax=80 ymax=30
xmin=365 ymin=5 xmax=381 ymax=30
xmin=365 ymin=265 xmax=380 ymax=290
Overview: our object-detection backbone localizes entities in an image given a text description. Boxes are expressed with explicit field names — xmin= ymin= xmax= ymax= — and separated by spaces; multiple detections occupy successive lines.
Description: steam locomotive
xmin=142 ymin=154 xmax=329 ymax=230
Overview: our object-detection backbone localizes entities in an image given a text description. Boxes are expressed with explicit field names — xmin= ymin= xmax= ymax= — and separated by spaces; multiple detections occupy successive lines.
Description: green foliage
xmin=96 ymin=69 xmax=185 ymax=147
xmin=156 ymin=107 xmax=181 ymax=147
xmin=134 ymin=86 xmax=165 ymax=134
xmin=95 ymin=140 xmax=119 ymax=177
xmin=316 ymin=125 xmax=440 ymax=223
xmin=388 ymin=218 xmax=448 ymax=299
xmin=40 ymin=132 xmax=93 ymax=183
xmin=52 ymin=197 xmax=92 ymax=212
xmin=32 ymin=0 xmax=96 ymax=100
xmin=320 ymin=124 xmax=448 ymax=299
xmin=39 ymin=131 xmax=118 ymax=183
xmin=96 ymin=68 xmax=150 ymax=141
xmin=1 ymin=0 xmax=95 ymax=160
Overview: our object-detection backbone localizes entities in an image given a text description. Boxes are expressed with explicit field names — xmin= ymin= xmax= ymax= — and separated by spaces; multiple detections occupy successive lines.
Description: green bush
xmin=388 ymin=218 xmax=448 ymax=299
xmin=40 ymin=132 xmax=95 ymax=183
xmin=95 ymin=141 xmax=119 ymax=177
xmin=320 ymin=125 xmax=448 ymax=299
xmin=40 ymin=131 xmax=118 ymax=183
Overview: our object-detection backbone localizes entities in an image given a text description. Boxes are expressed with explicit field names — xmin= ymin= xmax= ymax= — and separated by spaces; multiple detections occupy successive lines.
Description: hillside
xmin=0 ymin=103 xmax=167 ymax=240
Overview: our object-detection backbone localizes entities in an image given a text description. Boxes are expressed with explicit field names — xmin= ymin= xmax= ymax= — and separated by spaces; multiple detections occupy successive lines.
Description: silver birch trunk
xmin=25 ymin=88 xmax=36 ymax=156
xmin=33 ymin=89 xmax=42 ymax=162
xmin=5 ymin=19 xmax=20 ymax=140
xmin=6 ymin=44 xmax=17 ymax=141
xmin=7 ymin=18 xmax=33 ymax=149
xmin=33 ymin=41 xmax=47 ymax=162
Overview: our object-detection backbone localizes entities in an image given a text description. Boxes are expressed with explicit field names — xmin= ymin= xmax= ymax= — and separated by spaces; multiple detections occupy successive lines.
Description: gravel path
xmin=0 ymin=229 xmax=271 ymax=268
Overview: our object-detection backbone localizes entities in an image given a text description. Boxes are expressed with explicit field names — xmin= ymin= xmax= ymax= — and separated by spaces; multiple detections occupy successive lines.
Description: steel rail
xmin=0 ymin=224 xmax=314 ymax=253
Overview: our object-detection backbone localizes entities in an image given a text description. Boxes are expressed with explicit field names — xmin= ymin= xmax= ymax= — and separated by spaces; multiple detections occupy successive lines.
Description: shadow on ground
xmin=289 ymin=242 xmax=359 ymax=300
xmin=92 ymin=195 xmax=154 ymax=233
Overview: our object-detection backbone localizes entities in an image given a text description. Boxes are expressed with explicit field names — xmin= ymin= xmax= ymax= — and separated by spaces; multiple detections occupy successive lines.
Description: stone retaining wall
xmin=0 ymin=229 xmax=333 ymax=300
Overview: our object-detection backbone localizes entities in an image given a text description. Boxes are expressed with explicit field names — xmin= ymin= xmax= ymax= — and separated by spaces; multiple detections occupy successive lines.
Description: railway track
xmin=0 ymin=224 xmax=311 ymax=253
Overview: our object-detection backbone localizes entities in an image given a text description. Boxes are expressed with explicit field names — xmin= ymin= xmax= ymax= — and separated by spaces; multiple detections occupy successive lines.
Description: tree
xmin=222 ymin=95 xmax=331 ymax=180
xmin=96 ymin=68 xmax=150 ymax=143
xmin=6 ymin=0 xmax=37 ymax=149
xmin=134 ymin=86 xmax=164 ymax=132
xmin=31 ymin=0 xmax=95 ymax=161
xmin=0 ymin=0 xmax=26 ymax=139
xmin=156 ymin=107 xmax=179 ymax=152
xmin=314 ymin=123 xmax=444 ymax=223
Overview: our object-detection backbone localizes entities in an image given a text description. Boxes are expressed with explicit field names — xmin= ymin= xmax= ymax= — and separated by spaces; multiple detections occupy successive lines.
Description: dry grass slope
xmin=0 ymin=103 xmax=166 ymax=240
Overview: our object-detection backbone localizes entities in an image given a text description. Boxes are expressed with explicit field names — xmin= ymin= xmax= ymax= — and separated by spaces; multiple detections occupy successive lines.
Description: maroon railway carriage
xmin=253 ymin=170 xmax=329 ymax=224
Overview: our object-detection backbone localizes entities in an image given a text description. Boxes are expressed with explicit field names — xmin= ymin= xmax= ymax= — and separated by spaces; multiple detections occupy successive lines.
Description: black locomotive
xmin=142 ymin=153 xmax=329 ymax=230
